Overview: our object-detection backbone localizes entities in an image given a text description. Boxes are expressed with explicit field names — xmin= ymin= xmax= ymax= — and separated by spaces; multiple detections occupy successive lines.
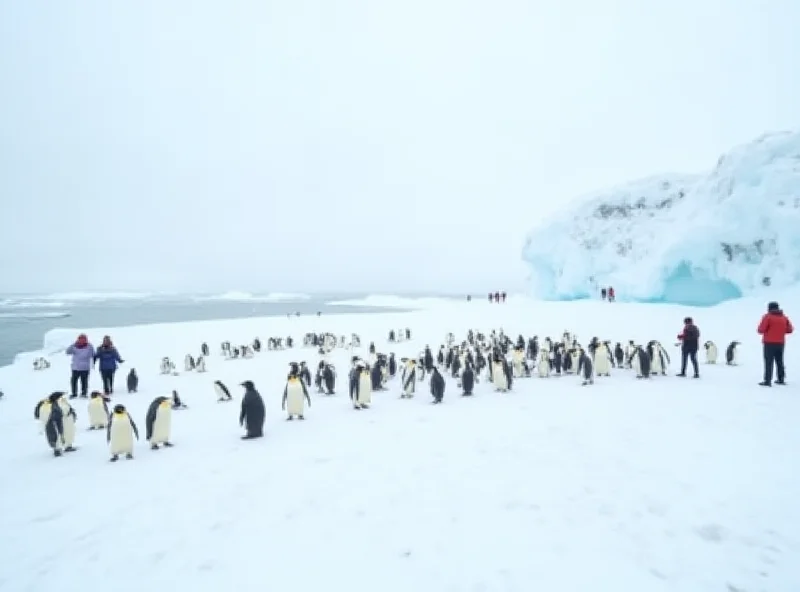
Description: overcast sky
xmin=1 ymin=0 xmax=797 ymax=295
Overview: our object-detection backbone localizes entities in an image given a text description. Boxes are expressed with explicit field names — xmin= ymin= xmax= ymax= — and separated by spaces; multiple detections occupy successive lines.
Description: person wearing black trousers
xmin=757 ymin=301 xmax=793 ymax=386
xmin=94 ymin=336 xmax=125 ymax=395
xmin=676 ymin=317 xmax=700 ymax=378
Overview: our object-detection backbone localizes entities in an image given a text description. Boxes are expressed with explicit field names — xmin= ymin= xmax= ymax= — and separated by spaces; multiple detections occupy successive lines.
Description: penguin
xmin=252 ymin=338 xmax=261 ymax=353
xmin=56 ymin=394 xmax=78 ymax=452
xmin=725 ymin=341 xmax=740 ymax=366
xmin=126 ymin=368 xmax=138 ymax=393
xmin=577 ymin=348 xmax=594 ymax=386
xmin=633 ymin=346 xmax=651 ymax=378
xmin=195 ymin=356 xmax=207 ymax=372
xmin=34 ymin=393 xmax=66 ymax=456
xmin=537 ymin=349 xmax=550 ymax=378
xmin=461 ymin=362 xmax=475 ymax=396
xmin=430 ymin=366 xmax=445 ymax=403
xmin=239 ymin=380 xmax=266 ymax=439
xmin=201 ymin=342 xmax=210 ymax=357
xmin=492 ymin=358 xmax=508 ymax=391
xmin=704 ymin=340 xmax=718 ymax=364
xmin=322 ymin=364 xmax=336 ymax=395
xmin=214 ymin=380 xmax=233 ymax=402
xmin=184 ymin=354 xmax=195 ymax=372
xmin=400 ymin=358 xmax=417 ymax=398
xmin=146 ymin=396 xmax=174 ymax=450
xmin=353 ymin=364 xmax=372 ymax=409
xmin=160 ymin=357 xmax=173 ymax=375
xmin=594 ymin=342 xmax=612 ymax=377
xmin=511 ymin=347 xmax=525 ymax=378
xmin=624 ymin=341 xmax=636 ymax=368
xmin=614 ymin=343 xmax=625 ymax=368
xmin=172 ymin=390 xmax=188 ymax=409
xmin=107 ymin=403 xmax=139 ymax=461
xmin=87 ymin=391 xmax=110 ymax=430
xmin=388 ymin=353 xmax=397 ymax=377
xmin=282 ymin=373 xmax=311 ymax=420
xmin=299 ymin=362 xmax=312 ymax=387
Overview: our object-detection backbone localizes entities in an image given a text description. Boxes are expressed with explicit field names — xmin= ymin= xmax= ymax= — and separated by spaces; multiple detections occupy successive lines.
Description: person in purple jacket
xmin=65 ymin=333 xmax=95 ymax=399
xmin=94 ymin=335 xmax=124 ymax=395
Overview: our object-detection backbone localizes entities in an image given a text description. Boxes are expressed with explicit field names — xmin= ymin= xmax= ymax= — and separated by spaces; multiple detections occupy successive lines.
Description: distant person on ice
xmin=488 ymin=292 xmax=493 ymax=302
xmin=757 ymin=301 xmax=793 ymax=386
xmin=601 ymin=288 xmax=607 ymax=300
xmin=494 ymin=292 xmax=500 ymax=303
xmin=94 ymin=336 xmax=125 ymax=395
xmin=501 ymin=291 xmax=507 ymax=302
xmin=676 ymin=317 xmax=700 ymax=378
xmin=608 ymin=286 xmax=615 ymax=302
xmin=66 ymin=334 xmax=95 ymax=399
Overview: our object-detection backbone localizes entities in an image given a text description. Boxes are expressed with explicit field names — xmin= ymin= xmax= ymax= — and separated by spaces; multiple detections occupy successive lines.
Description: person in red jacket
xmin=608 ymin=286 xmax=615 ymax=302
xmin=757 ymin=301 xmax=793 ymax=386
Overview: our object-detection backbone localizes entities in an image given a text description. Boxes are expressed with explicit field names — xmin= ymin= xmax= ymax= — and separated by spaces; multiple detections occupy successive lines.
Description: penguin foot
xmin=163 ymin=442 xmax=174 ymax=447
xmin=53 ymin=450 xmax=62 ymax=457
xmin=298 ymin=416 xmax=305 ymax=420
xmin=286 ymin=416 xmax=294 ymax=421
xmin=110 ymin=455 xmax=119 ymax=462
xmin=361 ymin=404 xmax=370 ymax=409
xmin=151 ymin=444 xmax=159 ymax=450
xmin=126 ymin=454 xmax=134 ymax=460
xmin=64 ymin=446 xmax=76 ymax=452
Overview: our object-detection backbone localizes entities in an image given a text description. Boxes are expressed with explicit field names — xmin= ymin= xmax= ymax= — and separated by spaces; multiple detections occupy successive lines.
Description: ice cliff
xmin=522 ymin=130 xmax=800 ymax=306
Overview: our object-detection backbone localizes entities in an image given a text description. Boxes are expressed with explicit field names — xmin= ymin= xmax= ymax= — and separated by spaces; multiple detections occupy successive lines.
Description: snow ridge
xmin=522 ymin=130 xmax=800 ymax=306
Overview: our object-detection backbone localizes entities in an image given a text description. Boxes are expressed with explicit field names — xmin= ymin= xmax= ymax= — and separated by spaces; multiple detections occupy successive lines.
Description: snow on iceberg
xmin=522 ymin=130 xmax=800 ymax=306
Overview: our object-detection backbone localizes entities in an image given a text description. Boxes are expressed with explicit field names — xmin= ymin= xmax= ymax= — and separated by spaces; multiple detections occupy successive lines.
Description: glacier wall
xmin=521 ymin=130 xmax=800 ymax=306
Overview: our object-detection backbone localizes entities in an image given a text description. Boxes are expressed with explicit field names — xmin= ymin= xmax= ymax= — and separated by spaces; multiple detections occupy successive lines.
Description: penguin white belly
xmin=492 ymin=363 xmax=507 ymax=390
xmin=61 ymin=413 xmax=76 ymax=447
xmin=403 ymin=371 xmax=416 ymax=394
xmin=512 ymin=356 xmax=524 ymax=378
xmin=731 ymin=347 xmax=739 ymax=365
xmin=150 ymin=407 xmax=172 ymax=444
xmin=38 ymin=404 xmax=51 ymax=430
xmin=632 ymin=353 xmax=642 ymax=377
xmin=594 ymin=352 xmax=610 ymax=376
xmin=651 ymin=351 xmax=663 ymax=374
xmin=109 ymin=420 xmax=134 ymax=455
xmin=706 ymin=345 xmax=717 ymax=364
xmin=88 ymin=399 xmax=108 ymax=428
xmin=286 ymin=383 xmax=306 ymax=416
xmin=537 ymin=357 xmax=550 ymax=378
xmin=357 ymin=375 xmax=372 ymax=405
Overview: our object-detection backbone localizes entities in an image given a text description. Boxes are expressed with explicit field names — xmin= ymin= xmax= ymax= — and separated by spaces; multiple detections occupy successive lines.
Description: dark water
xmin=0 ymin=295 xmax=409 ymax=367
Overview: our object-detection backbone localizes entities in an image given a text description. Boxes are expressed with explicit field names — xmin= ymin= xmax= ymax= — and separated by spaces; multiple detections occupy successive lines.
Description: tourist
xmin=65 ymin=334 xmax=95 ymax=398
xmin=676 ymin=317 xmax=700 ymax=378
xmin=601 ymin=288 xmax=607 ymax=300
xmin=757 ymin=301 xmax=793 ymax=386
xmin=608 ymin=286 xmax=615 ymax=302
xmin=94 ymin=335 xmax=125 ymax=395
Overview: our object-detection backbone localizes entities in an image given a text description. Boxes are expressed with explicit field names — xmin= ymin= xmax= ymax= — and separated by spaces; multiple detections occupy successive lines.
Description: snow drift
xmin=522 ymin=130 xmax=800 ymax=306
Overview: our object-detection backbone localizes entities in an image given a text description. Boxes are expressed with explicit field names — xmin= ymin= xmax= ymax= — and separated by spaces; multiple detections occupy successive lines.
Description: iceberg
xmin=522 ymin=130 xmax=800 ymax=306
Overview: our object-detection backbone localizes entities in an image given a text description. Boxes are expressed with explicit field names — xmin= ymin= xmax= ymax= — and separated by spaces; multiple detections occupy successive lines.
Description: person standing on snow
xmin=608 ymin=286 xmax=615 ymax=302
xmin=676 ymin=317 xmax=700 ymax=378
xmin=66 ymin=333 xmax=95 ymax=398
xmin=758 ymin=301 xmax=793 ymax=386
xmin=94 ymin=335 xmax=125 ymax=395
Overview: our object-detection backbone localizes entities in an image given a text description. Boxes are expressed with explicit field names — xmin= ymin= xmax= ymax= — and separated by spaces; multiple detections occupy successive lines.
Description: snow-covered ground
xmin=0 ymin=295 xmax=798 ymax=592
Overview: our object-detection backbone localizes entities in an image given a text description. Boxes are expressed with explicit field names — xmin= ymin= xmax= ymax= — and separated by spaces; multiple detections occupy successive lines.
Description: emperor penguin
xmin=594 ymin=342 xmax=612 ymax=377
xmin=613 ymin=343 xmax=624 ymax=368
xmin=624 ymin=341 xmax=636 ymax=368
xmin=172 ymin=390 xmax=188 ymax=409
xmin=195 ymin=356 xmax=207 ymax=372
xmin=282 ymin=372 xmax=311 ymax=420
xmin=492 ymin=357 xmax=509 ymax=392
xmin=239 ymin=381 xmax=266 ymax=439
xmin=461 ymin=362 xmax=475 ymax=396
xmin=184 ymin=354 xmax=195 ymax=372
xmin=87 ymin=391 xmax=110 ymax=430
xmin=725 ymin=341 xmax=740 ymax=365
xmin=537 ymin=349 xmax=550 ymax=378
xmin=704 ymin=341 xmax=718 ymax=364
xmin=354 ymin=364 xmax=372 ymax=409
xmin=146 ymin=396 xmax=174 ymax=450
xmin=511 ymin=347 xmax=525 ymax=378
xmin=298 ymin=361 xmax=312 ymax=387
xmin=388 ymin=353 xmax=397 ymax=378
xmin=400 ymin=358 xmax=417 ymax=398
xmin=126 ymin=368 xmax=138 ymax=393
xmin=201 ymin=342 xmax=210 ymax=357
xmin=214 ymin=380 xmax=233 ymax=402
xmin=576 ymin=347 xmax=594 ymax=386
xmin=34 ymin=393 xmax=66 ymax=457
xmin=633 ymin=346 xmax=651 ymax=379
xmin=430 ymin=366 xmax=445 ymax=403
xmin=322 ymin=363 xmax=336 ymax=395
xmin=56 ymin=394 xmax=78 ymax=452
xmin=107 ymin=404 xmax=139 ymax=461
